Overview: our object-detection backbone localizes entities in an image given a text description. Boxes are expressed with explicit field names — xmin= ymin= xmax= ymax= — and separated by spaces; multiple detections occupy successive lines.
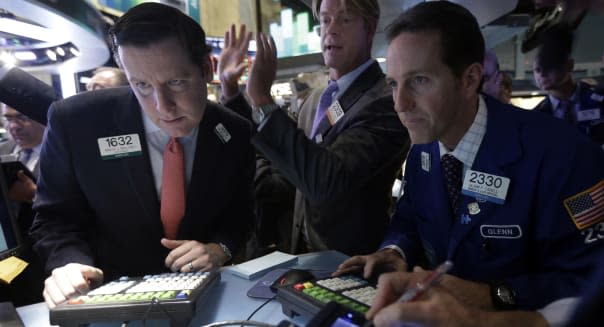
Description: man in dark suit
xmin=335 ymin=2 xmax=604 ymax=326
xmin=219 ymin=0 xmax=409 ymax=256
xmin=30 ymin=3 xmax=255 ymax=308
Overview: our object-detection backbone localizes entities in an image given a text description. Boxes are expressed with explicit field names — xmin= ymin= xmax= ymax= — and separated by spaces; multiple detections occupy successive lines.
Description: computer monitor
xmin=0 ymin=162 xmax=22 ymax=260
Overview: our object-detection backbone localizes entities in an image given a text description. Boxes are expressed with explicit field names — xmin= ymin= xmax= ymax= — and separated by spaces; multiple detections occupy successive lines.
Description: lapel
xmin=114 ymin=92 xmax=161 ymax=227
xmin=177 ymin=104 xmax=222 ymax=238
xmin=447 ymin=99 xmax=523 ymax=258
xmin=314 ymin=62 xmax=383 ymax=139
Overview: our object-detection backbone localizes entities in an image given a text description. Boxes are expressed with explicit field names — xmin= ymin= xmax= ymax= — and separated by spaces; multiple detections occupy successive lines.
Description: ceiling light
xmin=0 ymin=17 xmax=60 ymax=43
xmin=56 ymin=47 xmax=65 ymax=56
xmin=46 ymin=49 xmax=57 ymax=61
xmin=14 ymin=51 xmax=37 ymax=61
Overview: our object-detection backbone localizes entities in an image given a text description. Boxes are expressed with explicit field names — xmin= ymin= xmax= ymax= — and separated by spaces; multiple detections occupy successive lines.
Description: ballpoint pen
xmin=397 ymin=260 xmax=454 ymax=302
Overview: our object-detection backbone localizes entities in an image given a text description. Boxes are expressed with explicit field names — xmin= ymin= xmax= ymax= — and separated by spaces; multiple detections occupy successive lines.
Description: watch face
xmin=496 ymin=286 xmax=516 ymax=305
xmin=252 ymin=108 xmax=264 ymax=124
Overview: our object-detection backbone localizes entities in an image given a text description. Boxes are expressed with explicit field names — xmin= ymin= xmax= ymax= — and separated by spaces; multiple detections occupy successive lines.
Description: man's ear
xmin=566 ymin=58 xmax=575 ymax=73
xmin=461 ymin=62 xmax=483 ymax=97
xmin=201 ymin=56 xmax=213 ymax=83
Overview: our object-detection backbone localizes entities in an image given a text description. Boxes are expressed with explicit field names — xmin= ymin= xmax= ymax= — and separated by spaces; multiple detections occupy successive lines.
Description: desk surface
xmin=17 ymin=250 xmax=349 ymax=327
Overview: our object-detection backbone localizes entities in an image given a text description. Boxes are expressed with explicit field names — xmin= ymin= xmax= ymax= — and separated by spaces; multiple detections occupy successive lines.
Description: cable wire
xmin=201 ymin=320 xmax=276 ymax=327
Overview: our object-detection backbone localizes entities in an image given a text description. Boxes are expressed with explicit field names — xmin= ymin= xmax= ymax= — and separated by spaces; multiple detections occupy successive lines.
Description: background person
xmin=85 ymin=66 xmax=129 ymax=91
xmin=219 ymin=0 xmax=409 ymax=256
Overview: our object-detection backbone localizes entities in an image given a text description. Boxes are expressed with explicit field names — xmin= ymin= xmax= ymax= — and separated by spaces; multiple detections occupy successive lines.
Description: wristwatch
xmin=489 ymin=281 xmax=517 ymax=310
xmin=251 ymin=103 xmax=280 ymax=125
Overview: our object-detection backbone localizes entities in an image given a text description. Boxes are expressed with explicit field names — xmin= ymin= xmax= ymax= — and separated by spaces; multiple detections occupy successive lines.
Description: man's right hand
xmin=43 ymin=263 xmax=103 ymax=308
xmin=218 ymin=24 xmax=252 ymax=100
xmin=8 ymin=170 xmax=36 ymax=203
xmin=333 ymin=248 xmax=407 ymax=279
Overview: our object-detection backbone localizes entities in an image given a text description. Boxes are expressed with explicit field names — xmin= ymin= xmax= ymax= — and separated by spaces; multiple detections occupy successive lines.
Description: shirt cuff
xmin=380 ymin=244 xmax=407 ymax=262
xmin=537 ymin=297 xmax=579 ymax=327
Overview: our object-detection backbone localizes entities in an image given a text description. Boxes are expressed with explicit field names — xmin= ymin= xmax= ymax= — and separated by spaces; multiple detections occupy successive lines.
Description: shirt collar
xmin=333 ymin=59 xmax=375 ymax=100
xmin=548 ymin=83 xmax=579 ymax=109
xmin=439 ymin=95 xmax=488 ymax=169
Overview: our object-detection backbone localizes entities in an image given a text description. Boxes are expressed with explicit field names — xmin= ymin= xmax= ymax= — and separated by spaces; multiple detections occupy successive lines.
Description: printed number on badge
xmin=469 ymin=172 xmax=504 ymax=188
xmin=582 ymin=222 xmax=604 ymax=244
xmin=105 ymin=135 xmax=133 ymax=147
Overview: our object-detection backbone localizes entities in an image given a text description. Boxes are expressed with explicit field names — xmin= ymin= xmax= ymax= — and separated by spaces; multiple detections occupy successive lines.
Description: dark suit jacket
xmin=30 ymin=87 xmax=255 ymax=281
xmin=229 ymin=62 xmax=409 ymax=255
xmin=0 ymin=67 xmax=59 ymax=125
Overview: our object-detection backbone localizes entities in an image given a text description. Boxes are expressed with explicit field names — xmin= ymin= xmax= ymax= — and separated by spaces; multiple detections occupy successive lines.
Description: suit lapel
xmin=115 ymin=92 xmax=161 ymax=228
xmin=447 ymin=100 xmax=523 ymax=258
xmin=314 ymin=62 xmax=383 ymax=139
xmin=177 ymin=105 xmax=221 ymax=238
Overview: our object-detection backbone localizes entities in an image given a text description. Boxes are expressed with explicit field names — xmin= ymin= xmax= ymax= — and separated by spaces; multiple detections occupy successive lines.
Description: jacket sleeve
xmin=504 ymin=138 xmax=604 ymax=309
xmin=251 ymin=95 xmax=409 ymax=208
xmin=30 ymin=103 xmax=96 ymax=273
xmin=0 ymin=66 xmax=59 ymax=125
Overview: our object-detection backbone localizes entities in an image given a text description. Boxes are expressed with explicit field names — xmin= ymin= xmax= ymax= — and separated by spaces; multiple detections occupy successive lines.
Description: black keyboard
xmin=49 ymin=271 xmax=220 ymax=327
xmin=276 ymin=275 xmax=376 ymax=318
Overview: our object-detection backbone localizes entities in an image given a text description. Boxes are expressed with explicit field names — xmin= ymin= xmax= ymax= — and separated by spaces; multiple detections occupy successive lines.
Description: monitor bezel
xmin=0 ymin=156 xmax=24 ymax=261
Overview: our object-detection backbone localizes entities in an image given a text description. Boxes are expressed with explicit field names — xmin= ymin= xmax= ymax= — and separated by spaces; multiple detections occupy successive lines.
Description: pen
xmin=397 ymin=260 xmax=454 ymax=302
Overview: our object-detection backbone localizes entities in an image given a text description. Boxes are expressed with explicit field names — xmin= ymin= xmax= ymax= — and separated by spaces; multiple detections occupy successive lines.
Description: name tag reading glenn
xmin=462 ymin=169 xmax=510 ymax=205
xmin=98 ymin=134 xmax=142 ymax=160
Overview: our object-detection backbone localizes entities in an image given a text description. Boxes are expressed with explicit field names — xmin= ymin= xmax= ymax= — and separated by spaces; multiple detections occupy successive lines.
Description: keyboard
xmin=49 ymin=271 xmax=220 ymax=327
xmin=276 ymin=275 xmax=376 ymax=318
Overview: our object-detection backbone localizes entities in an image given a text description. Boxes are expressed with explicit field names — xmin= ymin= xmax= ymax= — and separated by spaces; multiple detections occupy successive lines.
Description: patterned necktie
xmin=441 ymin=154 xmax=463 ymax=213
xmin=160 ymin=137 xmax=185 ymax=239
xmin=310 ymin=81 xmax=339 ymax=138
xmin=554 ymin=100 xmax=572 ymax=121
xmin=19 ymin=148 xmax=32 ymax=165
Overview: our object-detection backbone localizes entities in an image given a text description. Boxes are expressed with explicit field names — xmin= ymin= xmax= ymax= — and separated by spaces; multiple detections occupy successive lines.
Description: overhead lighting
xmin=56 ymin=47 xmax=66 ymax=56
xmin=46 ymin=49 xmax=57 ymax=61
xmin=69 ymin=47 xmax=80 ymax=57
xmin=0 ymin=17 xmax=61 ymax=43
xmin=0 ymin=52 xmax=16 ymax=66
xmin=376 ymin=57 xmax=386 ymax=63
xmin=530 ymin=91 xmax=539 ymax=96
xmin=13 ymin=51 xmax=37 ymax=61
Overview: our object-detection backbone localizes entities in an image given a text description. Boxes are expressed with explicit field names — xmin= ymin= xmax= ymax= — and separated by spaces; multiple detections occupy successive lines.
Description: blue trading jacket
xmin=383 ymin=97 xmax=604 ymax=310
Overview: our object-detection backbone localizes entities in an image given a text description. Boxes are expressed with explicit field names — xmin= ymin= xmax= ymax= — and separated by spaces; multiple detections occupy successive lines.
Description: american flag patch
xmin=563 ymin=180 xmax=604 ymax=230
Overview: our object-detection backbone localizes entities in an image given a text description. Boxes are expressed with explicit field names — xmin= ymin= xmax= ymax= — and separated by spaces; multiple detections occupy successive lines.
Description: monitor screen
xmin=0 ymin=161 xmax=22 ymax=260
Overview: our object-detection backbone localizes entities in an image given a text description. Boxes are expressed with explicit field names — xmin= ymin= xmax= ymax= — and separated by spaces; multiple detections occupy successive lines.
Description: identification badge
xmin=576 ymin=108 xmax=601 ymax=122
xmin=314 ymin=134 xmax=323 ymax=144
xmin=214 ymin=123 xmax=231 ymax=144
xmin=421 ymin=152 xmax=431 ymax=172
xmin=591 ymin=93 xmax=604 ymax=102
xmin=98 ymin=134 xmax=142 ymax=160
xmin=462 ymin=169 xmax=510 ymax=205
xmin=326 ymin=101 xmax=345 ymax=125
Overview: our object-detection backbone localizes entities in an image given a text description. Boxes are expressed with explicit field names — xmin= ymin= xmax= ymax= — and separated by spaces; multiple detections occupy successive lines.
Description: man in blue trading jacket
xmin=533 ymin=25 xmax=604 ymax=149
xmin=30 ymin=3 xmax=255 ymax=308
xmin=218 ymin=0 xmax=409 ymax=256
xmin=335 ymin=2 xmax=604 ymax=326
